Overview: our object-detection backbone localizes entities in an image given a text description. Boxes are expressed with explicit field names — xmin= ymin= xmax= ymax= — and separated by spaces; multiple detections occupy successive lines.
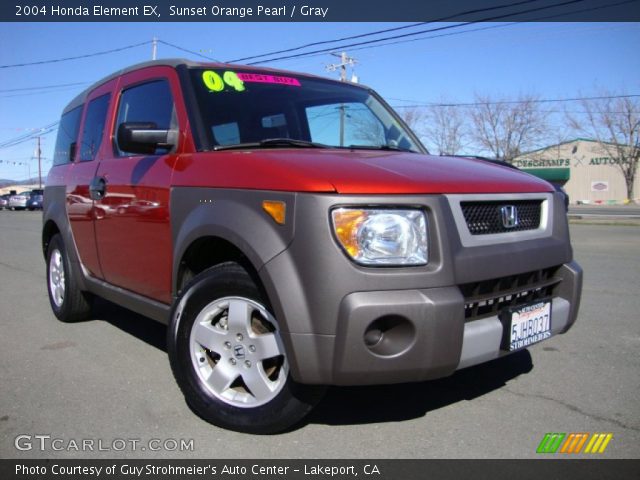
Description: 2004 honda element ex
xmin=43 ymin=60 xmax=582 ymax=433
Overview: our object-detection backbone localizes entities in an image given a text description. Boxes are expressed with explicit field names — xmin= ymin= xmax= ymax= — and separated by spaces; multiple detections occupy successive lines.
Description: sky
xmin=1 ymin=21 xmax=639 ymax=181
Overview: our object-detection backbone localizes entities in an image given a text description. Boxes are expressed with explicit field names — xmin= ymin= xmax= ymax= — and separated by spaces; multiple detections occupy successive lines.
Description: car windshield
xmin=189 ymin=68 xmax=424 ymax=153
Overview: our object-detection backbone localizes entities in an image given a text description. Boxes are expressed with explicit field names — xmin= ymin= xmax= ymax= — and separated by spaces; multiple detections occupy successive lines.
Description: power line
xmin=231 ymin=3 xmax=635 ymax=69
xmin=0 ymin=82 xmax=89 ymax=93
xmin=390 ymin=94 xmax=640 ymax=108
xmin=247 ymin=22 xmax=472 ymax=65
xmin=0 ymin=85 xmax=87 ymax=99
xmin=244 ymin=0 xmax=588 ymax=65
xmin=231 ymin=23 xmax=445 ymax=64
xmin=228 ymin=22 xmax=428 ymax=63
xmin=227 ymin=0 xmax=544 ymax=64
xmin=157 ymin=40 xmax=221 ymax=62
xmin=0 ymin=41 xmax=152 ymax=69
xmin=0 ymin=122 xmax=58 ymax=150
xmin=343 ymin=0 xmax=639 ymax=56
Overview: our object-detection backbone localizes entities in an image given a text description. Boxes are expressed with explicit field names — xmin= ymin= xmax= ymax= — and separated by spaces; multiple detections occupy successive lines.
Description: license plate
xmin=501 ymin=300 xmax=552 ymax=351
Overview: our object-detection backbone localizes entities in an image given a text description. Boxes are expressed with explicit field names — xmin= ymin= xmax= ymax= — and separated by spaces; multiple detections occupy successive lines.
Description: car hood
xmin=178 ymin=149 xmax=553 ymax=194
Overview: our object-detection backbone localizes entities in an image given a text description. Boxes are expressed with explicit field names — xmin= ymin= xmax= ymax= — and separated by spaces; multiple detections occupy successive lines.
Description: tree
xmin=424 ymin=104 xmax=467 ymax=155
xmin=469 ymin=93 xmax=550 ymax=162
xmin=398 ymin=106 xmax=427 ymax=142
xmin=399 ymin=104 xmax=467 ymax=155
xmin=567 ymin=93 xmax=640 ymax=202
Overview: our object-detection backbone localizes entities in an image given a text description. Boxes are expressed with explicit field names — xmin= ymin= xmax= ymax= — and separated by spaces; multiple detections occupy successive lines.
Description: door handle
xmin=89 ymin=176 xmax=107 ymax=200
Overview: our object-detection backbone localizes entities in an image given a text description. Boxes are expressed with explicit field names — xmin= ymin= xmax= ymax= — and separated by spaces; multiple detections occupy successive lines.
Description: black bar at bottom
xmin=2 ymin=459 xmax=639 ymax=480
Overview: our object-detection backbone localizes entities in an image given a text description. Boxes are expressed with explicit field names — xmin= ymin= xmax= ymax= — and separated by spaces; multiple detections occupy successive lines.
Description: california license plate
xmin=501 ymin=300 xmax=552 ymax=351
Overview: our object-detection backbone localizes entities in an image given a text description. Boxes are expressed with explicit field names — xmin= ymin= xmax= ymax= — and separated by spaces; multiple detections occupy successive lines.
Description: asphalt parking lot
xmin=0 ymin=211 xmax=638 ymax=459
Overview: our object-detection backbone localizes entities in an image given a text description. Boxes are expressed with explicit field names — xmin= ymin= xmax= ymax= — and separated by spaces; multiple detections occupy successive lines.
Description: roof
xmin=63 ymin=58 xmax=362 ymax=114
xmin=64 ymin=58 xmax=192 ymax=112
xmin=517 ymin=138 xmax=597 ymax=156
xmin=516 ymin=137 xmax=632 ymax=157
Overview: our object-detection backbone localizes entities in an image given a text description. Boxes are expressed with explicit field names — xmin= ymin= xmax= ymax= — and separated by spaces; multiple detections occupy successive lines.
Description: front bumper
xmin=280 ymin=261 xmax=582 ymax=385
xmin=258 ymin=192 xmax=581 ymax=386
xmin=278 ymin=262 xmax=582 ymax=385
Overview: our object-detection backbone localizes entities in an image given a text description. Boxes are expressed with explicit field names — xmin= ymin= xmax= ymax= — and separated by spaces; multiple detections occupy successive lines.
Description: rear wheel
xmin=168 ymin=262 xmax=325 ymax=434
xmin=46 ymin=234 xmax=91 ymax=322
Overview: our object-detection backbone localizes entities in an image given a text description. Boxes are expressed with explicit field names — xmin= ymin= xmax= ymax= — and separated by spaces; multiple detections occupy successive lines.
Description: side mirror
xmin=117 ymin=122 xmax=176 ymax=155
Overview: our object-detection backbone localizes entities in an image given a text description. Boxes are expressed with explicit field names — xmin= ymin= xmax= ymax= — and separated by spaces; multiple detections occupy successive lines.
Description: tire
xmin=168 ymin=262 xmax=325 ymax=434
xmin=46 ymin=234 xmax=92 ymax=322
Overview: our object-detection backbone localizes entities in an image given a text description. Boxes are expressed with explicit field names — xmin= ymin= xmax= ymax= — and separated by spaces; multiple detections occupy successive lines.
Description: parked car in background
xmin=27 ymin=194 xmax=44 ymax=210
xmin=8 ymin=192 xmax=30 ymax=210
xmin=0 ymin=194 xmax=10 ymax=210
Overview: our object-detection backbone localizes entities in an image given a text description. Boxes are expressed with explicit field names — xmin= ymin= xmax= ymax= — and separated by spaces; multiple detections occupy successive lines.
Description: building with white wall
xmin=513 ymin=139 xmax=638 ymax=204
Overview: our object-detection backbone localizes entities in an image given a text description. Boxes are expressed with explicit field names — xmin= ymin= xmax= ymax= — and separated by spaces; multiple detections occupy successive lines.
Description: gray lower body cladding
xmin=258 ymin=192 xmax=581 ymax=385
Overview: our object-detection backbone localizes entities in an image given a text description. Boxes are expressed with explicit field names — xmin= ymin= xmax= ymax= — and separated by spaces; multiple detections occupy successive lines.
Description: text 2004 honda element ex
xmin=43 ymin=60 xmax=582 ymax=433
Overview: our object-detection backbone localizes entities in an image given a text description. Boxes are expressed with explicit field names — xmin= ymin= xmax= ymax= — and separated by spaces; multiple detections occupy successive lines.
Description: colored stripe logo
xmin=537 ymin=433 xmax=613 ymax=454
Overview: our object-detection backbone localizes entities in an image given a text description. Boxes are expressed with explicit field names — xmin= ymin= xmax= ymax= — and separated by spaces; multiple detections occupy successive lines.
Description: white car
xmin=8 ymin=192 xmax=29 ymax=210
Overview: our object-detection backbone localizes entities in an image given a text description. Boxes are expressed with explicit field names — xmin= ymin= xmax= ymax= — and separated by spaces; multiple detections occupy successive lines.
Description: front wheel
xmin=168 ymin=262 xmax=325 ymax=434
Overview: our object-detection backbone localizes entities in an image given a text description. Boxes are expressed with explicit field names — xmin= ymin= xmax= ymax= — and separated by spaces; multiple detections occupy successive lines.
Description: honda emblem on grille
xmin=500 ymin=205 xmax=519 ymax=228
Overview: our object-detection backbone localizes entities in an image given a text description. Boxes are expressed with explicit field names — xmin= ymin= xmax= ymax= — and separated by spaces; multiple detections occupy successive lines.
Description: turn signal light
xmin=262 ymin=200 xmax=286 ymax=225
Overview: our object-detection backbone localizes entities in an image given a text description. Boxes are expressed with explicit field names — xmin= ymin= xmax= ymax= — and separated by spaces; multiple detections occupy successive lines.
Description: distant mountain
xmin=0 ymin=177 xmax=41 ymax=188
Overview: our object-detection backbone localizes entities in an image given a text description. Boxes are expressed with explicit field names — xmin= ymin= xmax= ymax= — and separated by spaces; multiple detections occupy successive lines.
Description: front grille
xmin=460 ymin=267 xmax=561 ymax=321
xmin=461 ymin=200 xmax=542 ymax=235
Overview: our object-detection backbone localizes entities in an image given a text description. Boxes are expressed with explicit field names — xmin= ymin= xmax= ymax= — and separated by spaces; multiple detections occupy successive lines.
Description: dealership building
xmin=513 ymin=138 xmax=638 ymax=204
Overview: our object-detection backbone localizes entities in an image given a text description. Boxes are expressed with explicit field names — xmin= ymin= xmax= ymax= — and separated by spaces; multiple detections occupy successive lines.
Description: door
xmin=93 ymin=67 xmax=187 ymax=304
xmin=65 ymin=81 xmax=116 ymax=279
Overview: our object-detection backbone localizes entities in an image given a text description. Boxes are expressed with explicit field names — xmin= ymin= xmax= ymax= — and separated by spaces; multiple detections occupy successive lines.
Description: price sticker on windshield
xmin=202 ymin=70 xmax=301 ymax=92
xmin=202 ymin=70 xmax=245 ymax=92
xmin=237 ymin=73 xmax=301 ymax=86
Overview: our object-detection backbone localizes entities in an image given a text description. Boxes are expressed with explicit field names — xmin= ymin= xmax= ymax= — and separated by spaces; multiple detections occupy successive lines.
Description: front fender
xmin=170 ymin=187 xmax=296 ymax=297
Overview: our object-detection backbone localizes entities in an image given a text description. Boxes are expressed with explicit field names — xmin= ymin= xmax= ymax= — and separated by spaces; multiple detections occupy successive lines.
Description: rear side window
xmin=115 ymin=80 xmax=175 ymax=155
xmin=53 ymin=106 xmax=82 ymax=166
xmin=80 ymin=94 xmax=111 ymax=162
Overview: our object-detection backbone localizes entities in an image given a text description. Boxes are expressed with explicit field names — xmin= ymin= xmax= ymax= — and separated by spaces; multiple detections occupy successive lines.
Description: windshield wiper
xmin=346 ymin=144 xmax=418 ymax=153
xmin=214 ymin=138 xmax=328 ymax=151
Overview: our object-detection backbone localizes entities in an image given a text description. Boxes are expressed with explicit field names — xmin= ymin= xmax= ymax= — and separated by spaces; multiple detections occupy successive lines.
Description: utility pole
xmin=339 ymin=52 xmax=347 ymax=82
xmin=325 ymin=52 xmax=357 ymax=82
xmin=325 ymin=52 xmax=358 ymax=146
xmin=152 ymin=37 xmax=158 ymax=60
xmin=37 ymin=137 xmax=43 ymax=187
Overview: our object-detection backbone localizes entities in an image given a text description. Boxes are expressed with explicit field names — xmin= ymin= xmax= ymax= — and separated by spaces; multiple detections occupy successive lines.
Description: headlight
xmin=331 ymin=208 xmax=428 ymax=266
